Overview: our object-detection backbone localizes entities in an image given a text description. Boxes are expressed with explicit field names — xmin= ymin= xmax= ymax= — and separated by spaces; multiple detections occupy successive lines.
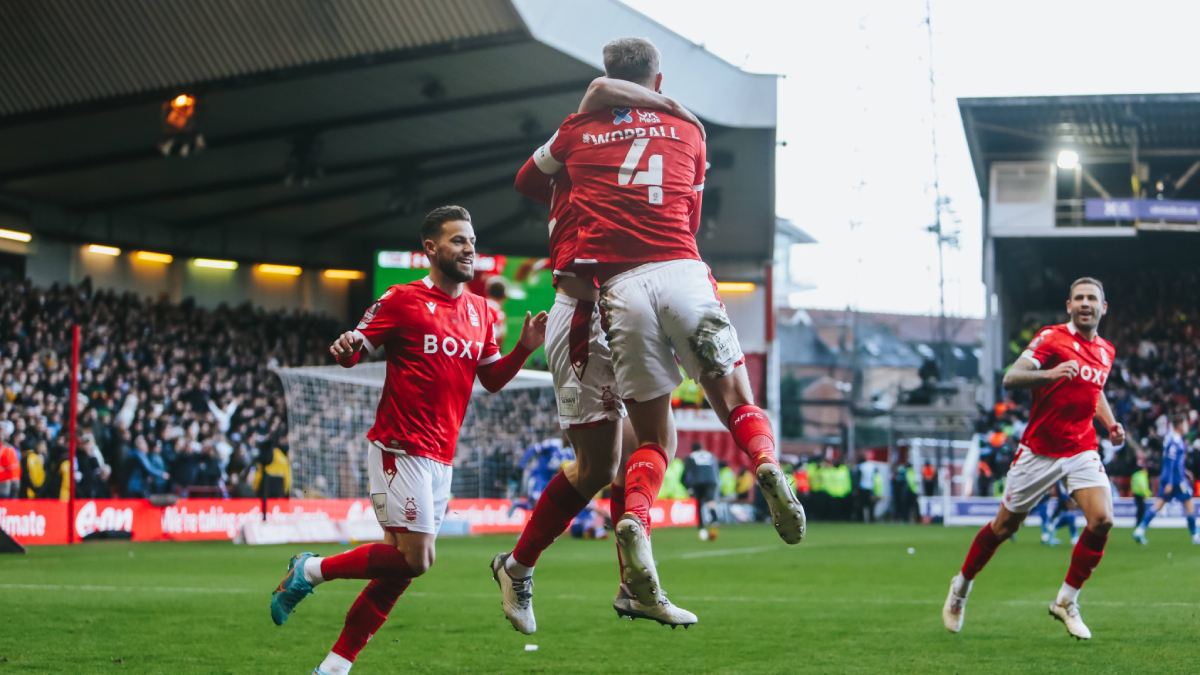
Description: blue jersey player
xmin=1133 ymin=412 xmax=1198 ymax=545
xmin=509 ymin=437 xmax=574 ymax=516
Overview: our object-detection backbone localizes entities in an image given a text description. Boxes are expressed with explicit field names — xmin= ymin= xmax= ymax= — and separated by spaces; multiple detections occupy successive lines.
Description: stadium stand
xmin=0 ymin=277 xmax=339 ymax=500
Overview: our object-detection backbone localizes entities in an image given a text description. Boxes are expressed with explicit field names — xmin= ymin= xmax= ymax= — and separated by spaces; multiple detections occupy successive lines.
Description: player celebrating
xmin=1132 ymin=412 xmax=1199 ymax=545
xmin=942 ymin=278 xmax=1124 ymax=641
xmin=517 ymin=37 xmax=805 ymax=618
xmin=491 ymin=75 xmax=708 ymax=632
xmin=269 ymin=205 xmax=547 ymax=675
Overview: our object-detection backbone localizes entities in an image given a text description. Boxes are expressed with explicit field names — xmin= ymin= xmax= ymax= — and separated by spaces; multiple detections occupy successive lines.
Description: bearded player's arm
xmin=476 ymin=310 xmax=549 ymax=392
xmin=1002 ymin=332 xmax=1078 ymax=390
xmin=331 ymin=289 xmax=401 ymax=368
xmin=578 ymin=77 xmax=705 ymax=139
xmin=1094 ymin=389 xmax=1125 ymax=446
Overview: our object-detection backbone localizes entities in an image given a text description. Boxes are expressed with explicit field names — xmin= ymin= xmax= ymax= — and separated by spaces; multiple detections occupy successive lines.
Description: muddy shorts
xmin=599 ymin=259 xmax=745 ymax=402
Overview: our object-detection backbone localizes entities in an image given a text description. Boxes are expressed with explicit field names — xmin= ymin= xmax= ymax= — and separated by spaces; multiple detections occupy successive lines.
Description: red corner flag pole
xmin=67 ymin=324 xmax=80 ymax=545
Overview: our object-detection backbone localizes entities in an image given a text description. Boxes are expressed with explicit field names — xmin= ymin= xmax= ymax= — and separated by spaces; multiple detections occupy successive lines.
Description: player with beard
xmin=942 ymin=278 xmax=1124 ymax=640
xmin=269 ymin=206 xmax=548 ymax=675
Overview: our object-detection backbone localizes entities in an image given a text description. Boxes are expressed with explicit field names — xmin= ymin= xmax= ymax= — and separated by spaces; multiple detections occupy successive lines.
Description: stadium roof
xmin=959 ymin=93 xmax=1200 ymax=197
xmin=0 ymin=0 xmax=778 ymax=271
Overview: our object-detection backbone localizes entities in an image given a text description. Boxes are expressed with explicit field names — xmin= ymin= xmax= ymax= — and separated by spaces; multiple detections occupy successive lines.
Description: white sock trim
xmin=1057 ymin=581 xmax=1081 ymax=605
xmin=505 ymin=555 xmax=534 ymax=579
xmin=304 ymin=556 xmax=325 ymax=586
xmin=318 ymin=652 xmax=352 ymax=675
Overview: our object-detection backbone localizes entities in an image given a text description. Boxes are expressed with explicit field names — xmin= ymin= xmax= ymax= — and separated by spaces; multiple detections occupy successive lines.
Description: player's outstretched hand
xmin=519 ymin=311 xmax=549 ymax=351
xmin=1048 ymin=359 xmax=1079 ymax=381
xmin=1108 ymin=422 xmax=1126 ymax=447
xmin=330 ymin=331 xmax=363 ymax=359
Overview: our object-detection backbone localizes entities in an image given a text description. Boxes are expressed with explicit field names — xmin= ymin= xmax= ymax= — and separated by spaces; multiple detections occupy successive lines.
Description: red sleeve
xmin=531 ymin=119 xmax=576 ymax=175
xmin=476 ymin=343 xmax=533 ymax=393
xmin=1020 ymin=327 xmax=1061 ymax=369
xmin=335 ymin=350 xmax=362 ymax=369
xmin=353 ymin=287 xmax=405 ymax=356
xmin=515 ymin=156 xmax=554 ymax=206
xmin=689 ymin=140 xmax=707 ymax=233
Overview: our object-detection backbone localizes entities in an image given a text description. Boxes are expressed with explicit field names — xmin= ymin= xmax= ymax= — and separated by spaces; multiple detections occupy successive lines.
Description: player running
xmin=269 ymin=206 xmax=547 ymax=675
xmin=942 ymin=278 xmax=1124 ymax=641
xmin=507 ymin=435 xmax=574 ymax=517
xmin=511 ymin=37 xmax=806 ymax=622
xmin=1132 ymin=412 xmax=1199 ymax=545
xmin=491 ymin=74 xmax=708 ymax=632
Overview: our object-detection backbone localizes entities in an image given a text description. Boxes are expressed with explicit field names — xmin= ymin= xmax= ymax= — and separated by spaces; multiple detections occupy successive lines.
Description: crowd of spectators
xmin=980 ymin=271 xmax=1200 ymax=495
xmin=0 ymin=278 xmax=341 ymax=501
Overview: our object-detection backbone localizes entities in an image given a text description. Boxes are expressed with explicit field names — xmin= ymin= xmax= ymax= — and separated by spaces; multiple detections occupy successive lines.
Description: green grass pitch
xmin=2 ymin=523 xmax=1197 ymax=674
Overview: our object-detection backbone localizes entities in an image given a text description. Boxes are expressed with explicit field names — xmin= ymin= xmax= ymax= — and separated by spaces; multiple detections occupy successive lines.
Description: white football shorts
xmin=599 ymin=259 xmax=745 ymax=402
xmin=367 ymin=442 xmax=452 ymax=535
xmin=546 ymin=294 xmax=627 ymax=429
xmin=1001 ymin=446 xmax=1110 ymax=514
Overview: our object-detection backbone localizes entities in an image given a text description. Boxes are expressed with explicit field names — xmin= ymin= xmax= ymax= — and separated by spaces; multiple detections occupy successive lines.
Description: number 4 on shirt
xmin=618 ymin=139 xmax=664 ymax=204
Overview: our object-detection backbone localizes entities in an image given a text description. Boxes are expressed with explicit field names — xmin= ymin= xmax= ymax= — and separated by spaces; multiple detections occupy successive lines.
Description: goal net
xmin=275 ymin=363 xmax=559 ymax=500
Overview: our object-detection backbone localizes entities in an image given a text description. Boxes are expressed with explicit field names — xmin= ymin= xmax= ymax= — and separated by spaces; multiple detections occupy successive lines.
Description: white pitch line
xmin=679 ymin=545 xmax=784 ymax=559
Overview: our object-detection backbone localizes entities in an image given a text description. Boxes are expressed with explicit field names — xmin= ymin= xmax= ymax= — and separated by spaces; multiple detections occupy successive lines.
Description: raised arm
xmin=1001 ymin=356 xmax=1077 ymax=391
xmin=475 ymin=311 xmax=547 ymax=392
xmin=578 ymin=77 xmax=705 ymax=139
xmin=514 ymin=156 xmax=554 ymax=206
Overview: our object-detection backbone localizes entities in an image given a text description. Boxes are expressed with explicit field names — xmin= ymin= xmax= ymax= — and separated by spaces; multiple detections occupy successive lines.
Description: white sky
xmin=622 ymin=0 xmax=1200 ymax=318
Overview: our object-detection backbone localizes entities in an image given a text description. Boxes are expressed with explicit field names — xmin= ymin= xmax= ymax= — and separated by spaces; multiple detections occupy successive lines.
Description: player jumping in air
xmin=1132 ymin=411 xmax=1199 ymax=545
xmin=269 ymin=206 xmax=547 ymax=675
xmin=491 ymin=73 xmax=709 ymax=632
xmin=498 ymin=37 xmax=805 ymax=628
xmin=943 ymin=277 xmax=1124 ymax=641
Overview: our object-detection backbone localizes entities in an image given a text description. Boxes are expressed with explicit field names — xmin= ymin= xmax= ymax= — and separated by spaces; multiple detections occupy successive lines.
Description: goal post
xmin=274 ymin=364 xmax=559 ymax=500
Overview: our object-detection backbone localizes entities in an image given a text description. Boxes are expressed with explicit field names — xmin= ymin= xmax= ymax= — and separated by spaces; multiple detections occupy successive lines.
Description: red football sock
xmin=624 ymin=443 xmax=668 ymax=534
xmin=321 ymin=543 xmax=415 ymax=581
xmin=1065 ymin=528 xmax=1108 ymax=589
xmin=610 ymin=482 xmax=626 ymax=574
xmin=729 ymin=404 xmax=776 ymax=466
xmin=331 ymin=576 xmax=411 ymax=662
xmin=511 ymin=472 xmax=590 ymax=568
xmin=960 ymin=524 xmax=1005 ymax=581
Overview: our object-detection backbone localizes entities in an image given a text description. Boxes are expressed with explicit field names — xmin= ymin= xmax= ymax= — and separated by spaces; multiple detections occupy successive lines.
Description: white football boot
xmin=490 ymin=553 xmax=536 ymax=635
xmin=1049 ymin=599 xmax=1091 ymax=640
xmin=613 ymin=584 xmax=698 ymax=628
xmin=755 ymin=462 xmax=807 ymax=544
xmin=615 ymin=514 xmax=664 ymax=606
xmin=942 ymin=575 xmax=969 ymax=633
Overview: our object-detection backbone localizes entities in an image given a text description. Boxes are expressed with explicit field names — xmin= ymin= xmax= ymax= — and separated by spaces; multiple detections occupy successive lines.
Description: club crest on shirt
xmin=612 ymin=107 xmax=633 ymax=125
xmin=426 ymin=301 xmax=436 ymax=315
xmin=468 ymin=302 xmax=480 ymax=327
xmin=637 ymin=110 xmax=661 ymax=124
xmin=1100 ymin=349 xmax=1109 ymax=365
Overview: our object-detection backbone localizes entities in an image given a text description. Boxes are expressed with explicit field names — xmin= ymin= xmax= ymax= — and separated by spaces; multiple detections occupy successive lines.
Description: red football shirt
xmin=352 ymin=278 xmax=500 ymax=465
xmin=1018 ymin=322 xmax=1115 ymax=458
xmin=534 ymin=108 xmax=705 ymax=266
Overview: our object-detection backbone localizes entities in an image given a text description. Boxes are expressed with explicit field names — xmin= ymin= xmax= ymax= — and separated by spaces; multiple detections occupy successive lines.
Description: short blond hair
xmin=602 ymin=38 xmax=660 ymax=85
xmin=1070 ymin=277 xmax=1104 ymax=301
